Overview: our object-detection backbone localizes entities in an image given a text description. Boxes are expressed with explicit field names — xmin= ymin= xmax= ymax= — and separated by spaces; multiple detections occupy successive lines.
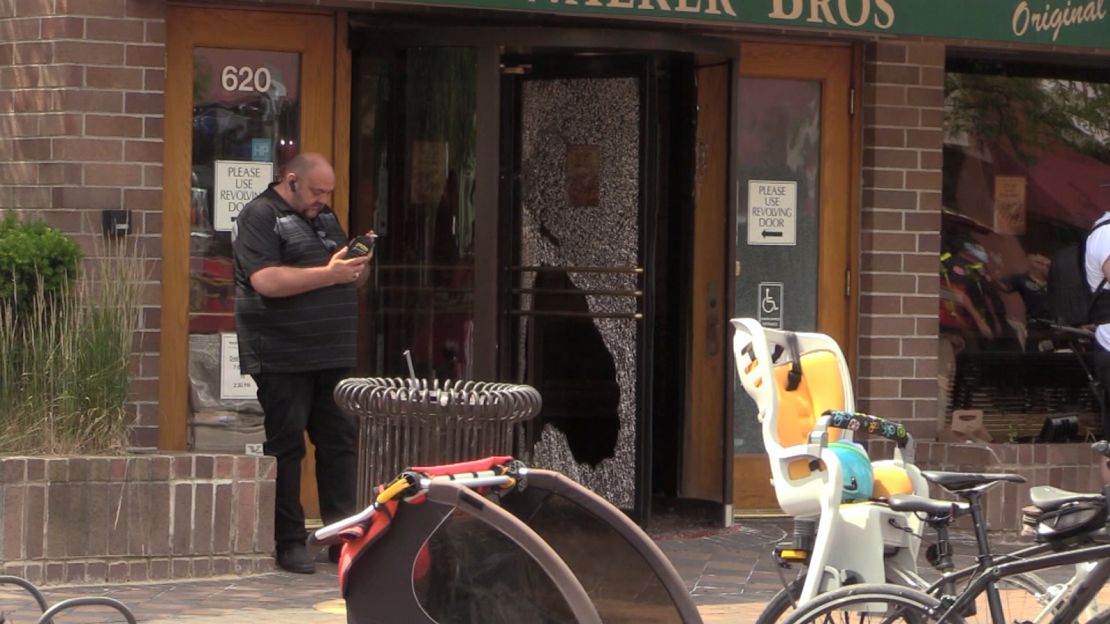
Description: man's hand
xmin=327 ymin=247 xmax=370 ymax=285
xmin=250 ymin=247 xmax=370 ymax=298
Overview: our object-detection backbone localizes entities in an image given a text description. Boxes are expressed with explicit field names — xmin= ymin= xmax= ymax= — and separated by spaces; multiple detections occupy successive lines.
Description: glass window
xmin=733 ymin=76 xmax=822 ymax=455
xmin=187 ymin=48 xmax=300 ymax=447
xmin=352 ymin=47 xmax=477 ymax=380
xmin=940 ymin=63 xmax=1110 ymax=441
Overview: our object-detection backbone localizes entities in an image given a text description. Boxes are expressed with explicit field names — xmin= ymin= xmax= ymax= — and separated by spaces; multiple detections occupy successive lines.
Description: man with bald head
xmin=232 ymin=152 xmax=370 ymax=574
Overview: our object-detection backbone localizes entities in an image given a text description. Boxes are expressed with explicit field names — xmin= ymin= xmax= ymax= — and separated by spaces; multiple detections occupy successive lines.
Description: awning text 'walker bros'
xmin=362 ymin=0 xmax=1108 ymax=48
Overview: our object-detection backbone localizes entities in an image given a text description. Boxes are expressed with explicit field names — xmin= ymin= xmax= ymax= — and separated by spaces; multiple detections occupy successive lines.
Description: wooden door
xmin=727 ymin=43 xmax=860 ymax=513
xmin=682 ymin=61 xmax=730 ymax=501
xmin=161 ymin=6 xmax=342 ymax=521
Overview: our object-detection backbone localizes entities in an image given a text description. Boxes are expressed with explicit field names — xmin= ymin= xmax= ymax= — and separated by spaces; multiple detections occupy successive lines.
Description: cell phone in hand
xmin=346 ymin=234 xmax=377 ymax=258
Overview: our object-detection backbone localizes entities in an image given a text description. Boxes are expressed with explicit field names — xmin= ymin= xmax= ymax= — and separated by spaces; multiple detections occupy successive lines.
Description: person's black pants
xmin=1093 ymin=348 xmax=1110 ymax=438
xmin=252 ymin=368 xmax=357 ymax=547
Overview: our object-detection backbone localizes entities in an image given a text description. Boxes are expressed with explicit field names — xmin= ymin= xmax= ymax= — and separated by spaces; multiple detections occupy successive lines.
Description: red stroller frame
xmin=311 ymin=457 xmax=702 ymax=624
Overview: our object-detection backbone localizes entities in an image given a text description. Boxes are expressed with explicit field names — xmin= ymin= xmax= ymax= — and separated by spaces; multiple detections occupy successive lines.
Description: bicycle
xmin=770 ymin=441 xmax=1110 ymax=624
xmin=733 ymin=320 xmax=1092 ymax=623
xmin=758 ymin=460 xmax=1052 ymax=624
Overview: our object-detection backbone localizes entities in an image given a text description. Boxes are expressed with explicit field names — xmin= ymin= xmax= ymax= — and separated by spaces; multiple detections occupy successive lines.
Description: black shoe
xmin=328 ymin=544 xmax=341 ymax=564
xmin=276 ymin=542 xmax=316 ymax=574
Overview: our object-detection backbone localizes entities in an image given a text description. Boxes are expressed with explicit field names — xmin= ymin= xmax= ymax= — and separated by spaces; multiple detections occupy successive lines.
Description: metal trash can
xmin=334 ymin=377 xmax=542 ymax=507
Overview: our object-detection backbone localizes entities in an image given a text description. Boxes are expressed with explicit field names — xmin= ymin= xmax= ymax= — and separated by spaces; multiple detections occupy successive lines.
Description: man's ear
xmin=289 ymin=176 xmax=298 ymax=193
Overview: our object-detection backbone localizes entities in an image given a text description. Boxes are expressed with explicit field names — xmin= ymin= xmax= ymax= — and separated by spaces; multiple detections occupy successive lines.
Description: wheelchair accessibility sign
xmin=758 ymin=282 xmax=784 ymax=328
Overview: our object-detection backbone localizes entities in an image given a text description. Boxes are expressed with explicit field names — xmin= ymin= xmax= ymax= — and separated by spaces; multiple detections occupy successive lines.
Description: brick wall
xmin=0 ymin=453 xmax=276 ymax=584
xmin=857 ymin=41 xmax=946 ymax=440
xmin=918 ymin=441 xmax=1107 ymax=536
xmin=0 ymin=0 xmax=167 ymax=448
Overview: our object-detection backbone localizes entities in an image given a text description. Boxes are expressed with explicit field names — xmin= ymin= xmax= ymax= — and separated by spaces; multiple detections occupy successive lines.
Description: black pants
xmin=1093 ymin=347 xmax=1110 ymax=438
xmin=252 ymin=368 xmax=357 ymax=547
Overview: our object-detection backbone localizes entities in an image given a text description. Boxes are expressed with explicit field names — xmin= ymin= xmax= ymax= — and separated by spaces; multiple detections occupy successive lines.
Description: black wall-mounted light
xmin=102 ymin=209 xmax=131 ymax=238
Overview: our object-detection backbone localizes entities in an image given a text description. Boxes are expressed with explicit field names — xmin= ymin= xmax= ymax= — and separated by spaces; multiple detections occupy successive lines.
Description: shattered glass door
xmin=511 ymin=74 xmax=644 ymax=511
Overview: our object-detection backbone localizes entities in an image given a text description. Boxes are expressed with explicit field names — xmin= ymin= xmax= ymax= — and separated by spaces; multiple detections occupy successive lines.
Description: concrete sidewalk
xmin=0 ymin=517 xmax=1088 ymax=623
xmin=0 ymin=518 xmax=792 ymax=623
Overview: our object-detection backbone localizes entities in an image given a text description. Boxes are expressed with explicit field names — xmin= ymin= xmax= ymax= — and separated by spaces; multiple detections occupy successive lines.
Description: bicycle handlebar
xmin=308 ymin=469 xmax=525 ymax=547
xmin=1093 ymin=440 xmax=1110 ymax=459
xmin=822 ymin=410 xmax=911 ymax=448
xmin=1029 ymin=318 xmax=1096 ymax=339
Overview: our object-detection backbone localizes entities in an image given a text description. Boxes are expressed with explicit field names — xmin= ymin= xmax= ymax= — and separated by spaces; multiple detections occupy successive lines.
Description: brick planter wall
xmin=869 ymin=441 xmax=1107 ymax=537
xmin=0 ymin=453 xmax=275 ymax=584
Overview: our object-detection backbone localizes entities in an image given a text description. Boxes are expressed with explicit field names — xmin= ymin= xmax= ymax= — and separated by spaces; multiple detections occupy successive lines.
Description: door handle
xmin=706 ymin=283 xmax=720 ymax=356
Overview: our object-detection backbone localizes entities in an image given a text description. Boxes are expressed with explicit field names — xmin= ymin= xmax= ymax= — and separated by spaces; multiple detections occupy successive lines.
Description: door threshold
xmin=732 ymin=509 xmax=786 ymax=519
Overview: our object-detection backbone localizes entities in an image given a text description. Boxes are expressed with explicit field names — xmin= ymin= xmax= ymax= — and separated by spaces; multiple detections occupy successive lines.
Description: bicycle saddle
xmin=886 ymin=494 xmax=970 ymax=521
xmin=1028 ymin=485 xmax=1106 ymax=512
xmin=922 ymin=471 xmax=1025 ymax=493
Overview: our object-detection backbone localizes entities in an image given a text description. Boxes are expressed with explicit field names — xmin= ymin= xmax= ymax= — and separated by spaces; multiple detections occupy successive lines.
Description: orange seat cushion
xmin=871 ymin=464 xmax=914 ymax=498
xmin=773 ymin=351 xmax=846 ymax=446
xmin=774 ymin=351 xmax=846 ymax=480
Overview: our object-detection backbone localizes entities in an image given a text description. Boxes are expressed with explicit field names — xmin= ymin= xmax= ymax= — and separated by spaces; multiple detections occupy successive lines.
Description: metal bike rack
xmin=334 ymin=378 xmax=542 ymax=507
xmin=0 ymin=575 xmax=137 ymax=624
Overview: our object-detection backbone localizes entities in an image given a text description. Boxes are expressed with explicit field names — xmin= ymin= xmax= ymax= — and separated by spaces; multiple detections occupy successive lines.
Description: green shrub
xmin=0 ymin=214 xmax=83 ymax=314
xmin=0 ymin=235 xmax=144 ymax=454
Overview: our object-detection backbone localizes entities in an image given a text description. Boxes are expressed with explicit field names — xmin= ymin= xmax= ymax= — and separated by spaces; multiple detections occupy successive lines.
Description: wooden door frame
xmin=735 ymin=41 xmax=861 ymax=356
xmin=682 ymin=59 xmax=732 ymax=503
xmin=726 ymin=41 xmax=862 ymax=514
xmin=159 ymin=5 xmax=346 ymax=450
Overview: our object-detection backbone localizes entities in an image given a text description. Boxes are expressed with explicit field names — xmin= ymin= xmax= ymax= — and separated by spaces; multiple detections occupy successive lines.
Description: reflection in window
xmin=352 ymin=47 xmax=477 ymax=380
xmin=187 ymin=48 xmax=300 ymax=450
xmin=940 ymin=68 xmax=1110 ymax=441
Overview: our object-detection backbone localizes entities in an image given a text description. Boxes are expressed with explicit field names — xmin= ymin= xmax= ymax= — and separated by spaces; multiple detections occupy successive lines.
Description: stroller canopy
xmin=338 ymin=457 xmax=701 ymax=624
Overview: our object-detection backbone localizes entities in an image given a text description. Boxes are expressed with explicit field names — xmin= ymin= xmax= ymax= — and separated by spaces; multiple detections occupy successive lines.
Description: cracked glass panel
xmin=518 ymin=77 xmax=641 ymax=510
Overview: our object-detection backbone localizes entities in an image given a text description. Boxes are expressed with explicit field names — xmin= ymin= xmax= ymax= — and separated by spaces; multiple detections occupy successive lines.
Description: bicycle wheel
xmin=780 ymin=584 xmax=967 ymax=624
xmin=955 ymin=572 xmax=1052 ymax=624
xmin=756 ymin=579 xmax=803 ymax=624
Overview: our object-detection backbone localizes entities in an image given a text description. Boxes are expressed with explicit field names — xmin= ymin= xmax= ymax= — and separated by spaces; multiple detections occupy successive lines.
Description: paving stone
xmin=0 ymin=518 xmax=1098 ymax=623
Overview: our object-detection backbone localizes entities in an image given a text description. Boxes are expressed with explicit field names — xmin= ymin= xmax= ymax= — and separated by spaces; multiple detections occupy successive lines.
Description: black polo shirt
xmin=232 ymin=185 xmax=358 ymax=374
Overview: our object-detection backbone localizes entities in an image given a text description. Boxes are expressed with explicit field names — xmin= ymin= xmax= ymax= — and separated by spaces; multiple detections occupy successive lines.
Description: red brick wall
xmin=0 ymin=0 xmax=166 ymax=448
xmin=856 ymin=41 xmax=946 ymax=440
xmin=869 ymin=440 xmax=1105 ymax=535
xmin=0 ymin=454 xmax=276 ymax=583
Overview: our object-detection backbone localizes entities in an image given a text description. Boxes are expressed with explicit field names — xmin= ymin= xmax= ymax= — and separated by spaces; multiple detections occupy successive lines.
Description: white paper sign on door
xmin=214 ymin=160 xmax=273 ymax=232
xmin=220 ymin=333 xmax=258 ymax=400
xmin=747 ymin=180 xmax=797 ymax=246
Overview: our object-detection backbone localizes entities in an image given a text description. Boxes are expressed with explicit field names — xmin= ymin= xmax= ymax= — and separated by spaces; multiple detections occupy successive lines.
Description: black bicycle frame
xmin=936 ymin=542 xmax=1110 ymax=624
xmin=925 ymin=541 xmax=1055 ymax=597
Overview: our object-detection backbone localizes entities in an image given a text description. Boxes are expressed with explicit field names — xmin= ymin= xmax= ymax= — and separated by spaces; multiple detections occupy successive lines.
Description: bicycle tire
xmin=756 ymin=571 xmax=1047 ymax=623
xmin=779 ymin=584 xmax=967 ymax=624
xmin=756 ymin=578 xmax=803 ymax=624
